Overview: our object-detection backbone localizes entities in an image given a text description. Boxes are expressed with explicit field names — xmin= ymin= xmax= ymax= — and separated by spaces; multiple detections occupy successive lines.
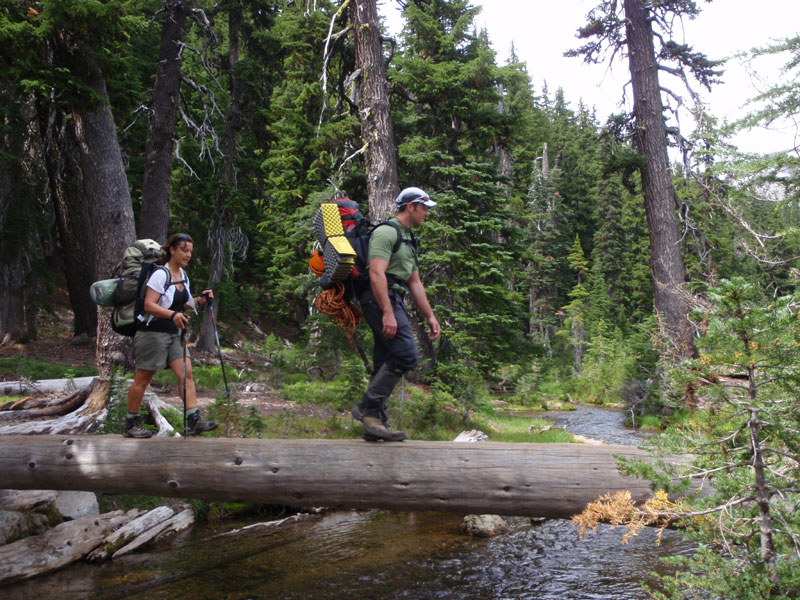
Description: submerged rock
xmin=462 ymin=514 xmax=510 ymax=537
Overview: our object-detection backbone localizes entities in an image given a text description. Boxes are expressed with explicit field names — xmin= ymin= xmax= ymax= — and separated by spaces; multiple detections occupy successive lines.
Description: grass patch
xmin=149 ymin=364 xmax=245 ymax=390
xmin=258 ymin=412 xmax=353 ymax=440
xmin=635 ymin=414 xmax=662 ymax=431
xmin=0 ymin=356 xmax=97 ymax=380
xmin=479 ymin=413 xmax=574 ymax=443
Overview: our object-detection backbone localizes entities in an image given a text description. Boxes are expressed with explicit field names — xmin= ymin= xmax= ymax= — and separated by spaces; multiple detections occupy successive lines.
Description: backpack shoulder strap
xmin=164 ymin=266 xmax=188 ymax=289
xmin=377 ymin=221 xmax=419 ymax=265
xmin=374 ymin=221 xmax=404 ymax=254
xmin=141 ymin=265 xmax=171 ymax=295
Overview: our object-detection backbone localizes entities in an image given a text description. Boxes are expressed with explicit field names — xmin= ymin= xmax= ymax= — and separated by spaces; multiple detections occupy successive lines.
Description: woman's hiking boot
xmin=123 ymin=415 xmax=153 ymax=439
xmin=186 ymin=410 xmax=218 ymax=435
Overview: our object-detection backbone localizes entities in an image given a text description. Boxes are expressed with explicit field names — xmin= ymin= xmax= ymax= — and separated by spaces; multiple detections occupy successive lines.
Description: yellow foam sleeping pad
xmin=312 ymin=203 xmax=357 ymax=284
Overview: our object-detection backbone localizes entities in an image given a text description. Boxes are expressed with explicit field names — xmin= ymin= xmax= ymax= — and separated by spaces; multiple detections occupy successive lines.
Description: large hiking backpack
xmin=89 ymin=239 xmax=165 ymax=337
xmin=309 ymin=199 xmax=414 ymax=293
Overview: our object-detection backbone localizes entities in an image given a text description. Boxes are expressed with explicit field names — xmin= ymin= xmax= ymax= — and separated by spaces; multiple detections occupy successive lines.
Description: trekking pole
xmin=206 ymin=295 xmax=231 ymax=403
xmin=181 ymin=326 xmax=187 ymax=437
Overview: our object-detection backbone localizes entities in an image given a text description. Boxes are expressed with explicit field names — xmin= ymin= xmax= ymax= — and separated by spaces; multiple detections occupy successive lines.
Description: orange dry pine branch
xmin=571 ymin=490 xmax=686 ymax=544
xmin=314 ymin=282 xmax=363 ymax=346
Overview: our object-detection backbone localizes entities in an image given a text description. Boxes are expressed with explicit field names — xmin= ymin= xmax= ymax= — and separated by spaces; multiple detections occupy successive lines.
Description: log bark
xmin=112 ymin=507 xmax=193 ymax=559
xmin=0 ymin=376 xmax=96 ymax=397
xmin=0 ymin=435 xmax=661 ymax=519
xmin=0 ymin=510 xmax=133 ymax=584
xmin=0 ymin=379 xmax=108 ymax=435
xmin=0 ymin=386 xmax=88 ymax=423
xmin=86 ymin=506 xmax=171 ymax=561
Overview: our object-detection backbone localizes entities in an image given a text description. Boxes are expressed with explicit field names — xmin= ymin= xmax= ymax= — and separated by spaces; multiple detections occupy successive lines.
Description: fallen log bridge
xmin=0 ymin=435 xmax=658 ymax=519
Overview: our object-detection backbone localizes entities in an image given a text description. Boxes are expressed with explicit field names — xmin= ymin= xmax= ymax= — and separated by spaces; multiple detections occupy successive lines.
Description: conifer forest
xmin=1 ymin=1 xmax=800 ymax=597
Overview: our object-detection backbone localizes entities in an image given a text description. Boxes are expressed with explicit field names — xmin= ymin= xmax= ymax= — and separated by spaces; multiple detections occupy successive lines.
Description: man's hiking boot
xmin=123 ymin=415 xmax=152 ymax=439
xmin=352 ymin=402 xmax=407 ymax=442
xmin=352 ymin=365 xmax=407 ymax=441
xmin=360 ymin=414 xmax=407 ymax=442
xmin=186 ymin=411 xmax=218 ymax=435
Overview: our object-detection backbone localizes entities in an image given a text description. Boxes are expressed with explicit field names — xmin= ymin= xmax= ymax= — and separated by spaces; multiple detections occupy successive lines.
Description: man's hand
xmin=382 ymin=311 xmax=398 ymax=339
xmin=427 ymin=315 xmax=440 ymax=340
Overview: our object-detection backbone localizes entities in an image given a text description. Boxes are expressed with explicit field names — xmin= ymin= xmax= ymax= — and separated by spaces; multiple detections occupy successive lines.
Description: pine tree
xmin=389 ymin=0 xmax=528 ymax=373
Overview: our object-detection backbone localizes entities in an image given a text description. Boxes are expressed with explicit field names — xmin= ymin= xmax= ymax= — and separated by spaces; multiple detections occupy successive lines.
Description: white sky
xmin=379 ymin=0 xmax=799 ymax=155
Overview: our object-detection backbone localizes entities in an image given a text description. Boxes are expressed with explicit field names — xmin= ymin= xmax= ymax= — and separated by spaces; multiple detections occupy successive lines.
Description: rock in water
xmin=462 ymin=514 xmax=510 ymax=537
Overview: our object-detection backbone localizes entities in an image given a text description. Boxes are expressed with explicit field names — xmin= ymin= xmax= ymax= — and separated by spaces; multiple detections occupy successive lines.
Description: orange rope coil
xmin=314 ymin=282 xmax=362 ymax=345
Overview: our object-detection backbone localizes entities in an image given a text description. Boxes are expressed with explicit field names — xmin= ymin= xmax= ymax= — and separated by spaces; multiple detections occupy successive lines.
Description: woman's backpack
xmin=89 ymin=239 xmax=165 ymax=336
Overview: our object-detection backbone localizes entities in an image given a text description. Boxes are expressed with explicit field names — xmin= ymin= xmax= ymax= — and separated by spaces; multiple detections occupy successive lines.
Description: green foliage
xmin=634 ymin=278 xmax=800 ymax=598
xmin=385 ymin=383 xmax=487 ymax=441
xmin=97 ymin=367 xmax=132 ymax=436
xmin=281 ymin=378 xmax=353 ymax=412
xmin=572 ymin=328 xmax=637 ymax=405
xmin=433 ymin=361 xmax=492 ymax=422
xmin=0 ymin=356 xmax=97 ymax=381
xmin=150 ymin=364 xmax=245 ymax=390
xmin=634 ymin=414 xmax=661 ymax=430
xmin=647 ymin=546 xmax=800 ymax=600
xmin=481 ymin=414 xmax=574 ymax=444
xmin=242 ymin=406 xmax=267 ymax=438
xmin=732 ymin=35 xmax=800 ymax=203
xmin=510 ymin=366 xmax=546 ymax=408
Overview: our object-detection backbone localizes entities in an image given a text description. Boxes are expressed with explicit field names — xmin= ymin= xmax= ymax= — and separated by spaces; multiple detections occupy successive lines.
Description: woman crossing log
xmin=124 ymin=233 xmax=217 ymax=438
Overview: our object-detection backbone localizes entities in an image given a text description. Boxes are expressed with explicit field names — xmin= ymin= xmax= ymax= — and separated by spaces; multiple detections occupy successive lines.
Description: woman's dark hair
xmin=160 ymin=233 xmax=193 ymax=264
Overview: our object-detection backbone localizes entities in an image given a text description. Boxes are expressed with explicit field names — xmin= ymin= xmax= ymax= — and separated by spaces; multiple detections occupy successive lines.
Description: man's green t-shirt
xmin=368 ymin=218 xmax=417 ymax=287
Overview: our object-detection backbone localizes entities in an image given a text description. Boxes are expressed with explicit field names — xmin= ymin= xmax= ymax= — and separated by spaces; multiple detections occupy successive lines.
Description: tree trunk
xmin=623 ymin=0 xmax=697 ymax=361
xmin=0 ymin=88 xmax=53 ymax=344
xmin=138 ymin=0 xmax=190 ymax=243
xmin=197 ymin=2 xmax=243 ymax=353
xmin=197 ymin=221 xmax=228 ymax=353
xmin=40 ymin=40 xmax=135 ymax=370
xmin=42 ymin=42 xmax=135 ymax=341
xmin=352 ymin=0 xmax=398 ymax=220
xmin=0 ymin=435 xmax=660 ymax=519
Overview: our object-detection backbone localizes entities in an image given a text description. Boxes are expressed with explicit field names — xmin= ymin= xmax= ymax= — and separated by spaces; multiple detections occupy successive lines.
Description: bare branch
xmin=122 ymin=105 xmax=151 ymax=132
xmin=173 ymin=136 xmax=198 ymax=179
xmin=318 ymin=0 xmax=353 ymax=134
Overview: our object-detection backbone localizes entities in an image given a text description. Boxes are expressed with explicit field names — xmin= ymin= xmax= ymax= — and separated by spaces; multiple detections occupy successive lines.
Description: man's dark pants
xmin=358 ymin=289 xmax=418 ymax=410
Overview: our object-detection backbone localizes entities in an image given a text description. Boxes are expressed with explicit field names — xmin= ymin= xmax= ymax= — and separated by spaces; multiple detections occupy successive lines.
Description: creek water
xmin=3 ymin=406 xmax=693 ymax=599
